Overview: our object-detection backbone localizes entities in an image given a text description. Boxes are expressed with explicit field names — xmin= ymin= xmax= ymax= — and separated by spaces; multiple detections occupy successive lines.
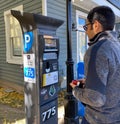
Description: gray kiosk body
xmin=11 ymin=10 xmax=63 ymax=124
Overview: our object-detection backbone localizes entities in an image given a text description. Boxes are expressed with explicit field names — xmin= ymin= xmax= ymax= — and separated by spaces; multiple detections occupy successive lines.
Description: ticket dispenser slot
xmin=46 ymin=62 xmax=50 ymax=69
xmin=11 ymin=10 xmax=63 ymax=124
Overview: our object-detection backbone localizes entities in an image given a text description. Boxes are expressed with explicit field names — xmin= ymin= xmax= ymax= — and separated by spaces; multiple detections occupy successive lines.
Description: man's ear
xmin=93 ymin=20 xmax=103 ymax=33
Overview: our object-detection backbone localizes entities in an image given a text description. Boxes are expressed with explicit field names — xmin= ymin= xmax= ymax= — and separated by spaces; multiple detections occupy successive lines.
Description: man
xmin=70 ymin=6 xmax=120 ymax=124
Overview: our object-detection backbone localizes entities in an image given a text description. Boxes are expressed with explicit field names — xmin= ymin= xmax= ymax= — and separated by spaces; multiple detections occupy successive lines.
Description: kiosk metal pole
xmin=64 ymin=0 xmax=79 ymax=124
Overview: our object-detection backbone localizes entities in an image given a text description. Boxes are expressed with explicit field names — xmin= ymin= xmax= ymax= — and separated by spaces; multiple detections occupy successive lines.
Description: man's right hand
xmin=70 ymin=78 xmax=86 ymax=88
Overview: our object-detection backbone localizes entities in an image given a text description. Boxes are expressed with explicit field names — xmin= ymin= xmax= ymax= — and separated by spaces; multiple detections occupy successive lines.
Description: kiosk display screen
xmin=44 ymin=38 xmax=57 ymax=50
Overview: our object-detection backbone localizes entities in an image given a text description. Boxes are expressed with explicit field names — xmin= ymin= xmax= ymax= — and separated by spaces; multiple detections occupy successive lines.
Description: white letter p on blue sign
xmin=25 ymin=34 xmax=30 ymax=43
xmin=23 ymin=31 xmax=34 ymax=53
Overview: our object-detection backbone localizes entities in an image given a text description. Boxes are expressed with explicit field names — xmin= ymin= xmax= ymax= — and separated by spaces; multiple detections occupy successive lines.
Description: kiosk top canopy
xmin=11 ymin=10 xmax=64 ymax=32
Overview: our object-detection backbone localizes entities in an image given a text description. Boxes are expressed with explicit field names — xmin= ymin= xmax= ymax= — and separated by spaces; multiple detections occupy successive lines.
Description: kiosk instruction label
xmin=23 ymin=54 xmax=36 ymax=83
xmin=42 ymin=71 xmax=58 ymax=86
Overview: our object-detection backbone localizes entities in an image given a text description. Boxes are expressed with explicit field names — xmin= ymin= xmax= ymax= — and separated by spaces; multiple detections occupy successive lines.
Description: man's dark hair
xmin=87 ymin=6 xmax=115 ymax=30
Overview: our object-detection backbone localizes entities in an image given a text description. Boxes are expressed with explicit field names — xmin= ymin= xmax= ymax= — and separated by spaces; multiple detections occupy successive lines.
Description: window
xmin=107 ymin=0 xmax=120 ymax=10
xmin=4 ymin=5 xmax=23 ymax=64
xmin=76 ymin=10 xmax=88 ymax=62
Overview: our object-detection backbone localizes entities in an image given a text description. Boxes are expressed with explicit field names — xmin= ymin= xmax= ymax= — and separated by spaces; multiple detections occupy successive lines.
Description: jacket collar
xmin=88 ymin=31 xmax=108 ymax=46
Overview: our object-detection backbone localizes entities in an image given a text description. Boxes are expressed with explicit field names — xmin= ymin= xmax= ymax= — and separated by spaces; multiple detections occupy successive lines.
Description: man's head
xmin=87 ymin=6 xmax=115 ymax=31
xmin=83 ymin=6 xmax=115 ymax=40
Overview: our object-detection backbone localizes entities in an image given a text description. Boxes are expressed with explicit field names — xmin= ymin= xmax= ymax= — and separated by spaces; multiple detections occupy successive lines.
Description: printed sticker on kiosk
xmin=23 ymin=54 xmax=36 ymax=83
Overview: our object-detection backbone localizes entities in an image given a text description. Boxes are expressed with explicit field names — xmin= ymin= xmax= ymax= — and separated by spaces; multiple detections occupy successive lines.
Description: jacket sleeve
xmin=72 ymin=86 xmax=106 ymax=107
xmin=72 ymin=43 xmax=109 ymax=107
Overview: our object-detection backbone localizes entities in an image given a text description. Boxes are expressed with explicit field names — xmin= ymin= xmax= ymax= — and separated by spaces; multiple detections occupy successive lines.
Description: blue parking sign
xmin=23 ymin=31 xmax=34 ymax=53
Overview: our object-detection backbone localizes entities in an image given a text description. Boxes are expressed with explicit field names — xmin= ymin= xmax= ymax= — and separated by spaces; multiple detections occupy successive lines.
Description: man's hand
xmin=70 ymin=81 xmax=77 ymax=89
xmin=70 ymin=78 xmax=86 ymax=89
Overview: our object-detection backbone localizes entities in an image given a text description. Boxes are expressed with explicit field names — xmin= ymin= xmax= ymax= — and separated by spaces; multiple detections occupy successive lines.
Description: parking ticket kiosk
xmin=11 ymin=10 xmax=63 ymax=124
